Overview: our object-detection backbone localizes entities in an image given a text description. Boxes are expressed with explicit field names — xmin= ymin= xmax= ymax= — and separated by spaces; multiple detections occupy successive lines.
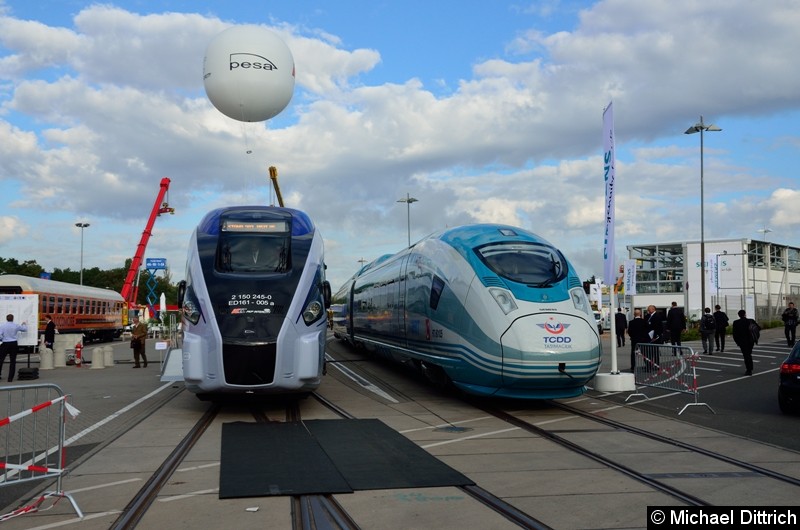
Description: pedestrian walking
xmin=700 ymin=307 xmax=716 ymax=354
xmin=713 ymin=305 xmax=729 ymax=352
xmin=781 ymin=302 xmax=798 ymax=347
xmin=732 ymin=309 xmax=758 ymax=376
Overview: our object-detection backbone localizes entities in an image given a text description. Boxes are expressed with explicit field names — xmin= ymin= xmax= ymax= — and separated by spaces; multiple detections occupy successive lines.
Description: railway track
xmin=467 ymin=397 xmax=800 ymax=508
xmin=552 ymin=401 xmax=800 ymax=489
xmin=328 ymin=336 xmax=800 ymax=509
xmin=311 ymin=393 xmax=551 ymax=530
xmin=104 ymin=389 xmax=553 ymax=530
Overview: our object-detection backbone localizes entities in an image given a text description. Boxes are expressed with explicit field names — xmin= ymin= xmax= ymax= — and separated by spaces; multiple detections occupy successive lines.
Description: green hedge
xmin=679 ymin=319 xmax=781 ymax=341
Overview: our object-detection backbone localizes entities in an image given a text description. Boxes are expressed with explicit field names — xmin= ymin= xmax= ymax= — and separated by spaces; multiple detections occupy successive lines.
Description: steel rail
xmin=110 ymin=403 xmax=220 ymax=529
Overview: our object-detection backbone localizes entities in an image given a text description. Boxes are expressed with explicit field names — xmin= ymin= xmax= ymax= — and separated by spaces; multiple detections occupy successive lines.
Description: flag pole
xmin=594 ymin=101 xmax=635 ymax=392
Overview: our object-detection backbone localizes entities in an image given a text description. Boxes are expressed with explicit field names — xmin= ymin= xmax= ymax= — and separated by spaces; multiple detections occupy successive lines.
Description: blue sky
xmin=0 ymin=0 xmax=798 ymax=293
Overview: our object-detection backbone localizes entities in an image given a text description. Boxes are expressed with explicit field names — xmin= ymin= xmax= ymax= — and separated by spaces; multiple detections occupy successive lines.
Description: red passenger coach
xmin=0 ymin=275 xmax=125 ymax=343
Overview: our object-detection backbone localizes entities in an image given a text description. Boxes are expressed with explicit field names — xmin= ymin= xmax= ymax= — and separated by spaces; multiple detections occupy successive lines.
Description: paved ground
xmin=0 ymin=330 xmax=796 ymax=529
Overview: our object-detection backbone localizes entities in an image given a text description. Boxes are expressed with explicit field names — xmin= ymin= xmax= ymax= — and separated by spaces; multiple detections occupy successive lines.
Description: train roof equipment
xmin=268 ymin=166 xmax=285 ymax=207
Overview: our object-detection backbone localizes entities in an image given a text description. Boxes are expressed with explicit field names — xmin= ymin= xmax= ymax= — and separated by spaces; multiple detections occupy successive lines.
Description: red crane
xmin=120 ymin=177 xmax=174 ymax=309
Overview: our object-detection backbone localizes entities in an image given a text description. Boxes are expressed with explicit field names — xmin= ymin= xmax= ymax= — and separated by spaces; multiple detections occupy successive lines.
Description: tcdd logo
xmin=544 ymin=336 xmax=572 ymax=344
xmin=537 ymin=318 xmax=571 ymax=335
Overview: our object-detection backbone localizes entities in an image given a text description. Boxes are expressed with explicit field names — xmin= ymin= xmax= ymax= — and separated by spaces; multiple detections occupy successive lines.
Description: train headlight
xmin=182 ymin=298 xmax=202 ymax=325
xmin=180 ymin=275 xmax=205 ymax=326
xmin=570 ymin=287 xmax=591 ymax=316
xmin=303 ymin=300 xmax=324 ymax=325
xmin=488 ymin=287 xmax=517 ymax=315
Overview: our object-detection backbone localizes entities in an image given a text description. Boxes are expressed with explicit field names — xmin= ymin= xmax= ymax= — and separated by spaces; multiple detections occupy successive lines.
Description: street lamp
xmin=397 ymin=193 xmax=418 ymax=247
xmin=75 ymin=222 xmax=90 ymax=285
xmin=685 ymin=116 xmax=721 ymax=312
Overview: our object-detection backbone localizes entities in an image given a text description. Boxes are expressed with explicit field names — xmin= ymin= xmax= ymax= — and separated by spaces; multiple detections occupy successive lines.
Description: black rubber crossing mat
xmin=219 ymin=418 xmax=473 ymax=498
xmin=219 ymin=421 xmax=352 ymax=498
xmin=305 ymin=418 xmax=474 ymax=491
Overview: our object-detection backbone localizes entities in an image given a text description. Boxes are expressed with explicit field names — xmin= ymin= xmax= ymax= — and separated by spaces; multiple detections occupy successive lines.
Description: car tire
xmin=779 ymin=390 xmax=793 ymax=414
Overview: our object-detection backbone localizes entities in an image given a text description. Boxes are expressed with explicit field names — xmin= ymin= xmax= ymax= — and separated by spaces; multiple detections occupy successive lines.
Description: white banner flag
xmin=590 ymin=282 xmax=601 ymax=305
xmin=602 ymin=102 xmax=616 ymax=286
xmin=707 ymin=253 xmax=718 ymax=294
xmin=624 ymin=259 xmax=637 ymax=296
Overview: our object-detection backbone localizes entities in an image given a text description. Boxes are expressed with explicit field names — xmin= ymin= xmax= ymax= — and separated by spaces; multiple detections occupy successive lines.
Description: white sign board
xmin=0 ymin=294 xmax=38 ymax=346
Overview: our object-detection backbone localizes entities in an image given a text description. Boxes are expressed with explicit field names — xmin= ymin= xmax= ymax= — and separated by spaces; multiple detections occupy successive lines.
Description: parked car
xmin=778 ymin=344 xmax=800 ymax=414
xmin=593 ymin=311 xmax=604 ymax=335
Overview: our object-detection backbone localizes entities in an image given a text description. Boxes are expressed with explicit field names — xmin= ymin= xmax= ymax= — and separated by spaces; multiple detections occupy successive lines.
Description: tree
xmin=0 ymin=257 xmax=45 ymax=278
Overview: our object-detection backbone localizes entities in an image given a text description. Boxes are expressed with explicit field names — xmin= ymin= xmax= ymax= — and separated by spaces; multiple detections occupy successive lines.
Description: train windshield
xmin=217 ymin=221 xmax=291 ymax=273
xmin=475 ymin=242 xmax=567 ymax=287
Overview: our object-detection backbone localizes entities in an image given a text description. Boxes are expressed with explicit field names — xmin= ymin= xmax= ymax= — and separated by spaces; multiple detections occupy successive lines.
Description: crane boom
xmin=120 ymin=177 xmax=174 ymax=306
xmin=268 ymin=166 xmax=284 ymax=207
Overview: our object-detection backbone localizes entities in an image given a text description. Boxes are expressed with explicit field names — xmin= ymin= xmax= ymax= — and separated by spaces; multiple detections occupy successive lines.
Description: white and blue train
xmin=331 ymin=224 xmax=602 ymax=399
xmin=178 ymin=206 xmax=331 ymax=398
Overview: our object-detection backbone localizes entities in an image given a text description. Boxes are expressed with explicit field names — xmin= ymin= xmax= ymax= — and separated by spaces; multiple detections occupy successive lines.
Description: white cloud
xmin=0 ymin=216 xmax=27 ymax=244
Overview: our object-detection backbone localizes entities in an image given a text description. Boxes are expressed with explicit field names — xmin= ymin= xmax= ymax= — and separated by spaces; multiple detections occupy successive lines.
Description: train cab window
xmin=217 ymin=234 xmax=291 ymax=273
xmin=475 ymin=242 xmax=568 ymax=287
xmin=430 ymin=275 xmax=445 ymax=310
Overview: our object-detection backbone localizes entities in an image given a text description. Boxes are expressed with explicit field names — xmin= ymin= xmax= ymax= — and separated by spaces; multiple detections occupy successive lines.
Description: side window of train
xmin=430 ymin=275 xmax=445 ymax=310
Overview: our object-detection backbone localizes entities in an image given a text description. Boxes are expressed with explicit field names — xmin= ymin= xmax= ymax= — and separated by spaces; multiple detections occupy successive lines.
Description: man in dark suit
xmin=644 ymin=305 xmax=665 ymax=370
xmin=666 ymin=301 xmax=686 ymax=346
xmin=646 ymin=305 xmax=665 ymax=344
xmin=627 ymin=308 xmax=649 ymax=372
xmin=732 ymin=309 xmax=756 ymax=376
xmin=44 ymin=314 xmax=57 ymax=350
xmin=615 ymin=308 xmax=627 ymax=347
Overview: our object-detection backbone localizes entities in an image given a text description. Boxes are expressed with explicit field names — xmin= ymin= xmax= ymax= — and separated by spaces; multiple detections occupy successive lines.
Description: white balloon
xmin=203 ymin=26 xmax=295 ymax=122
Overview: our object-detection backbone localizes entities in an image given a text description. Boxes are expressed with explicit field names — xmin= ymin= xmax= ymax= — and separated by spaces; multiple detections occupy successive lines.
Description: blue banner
xmin=145 ymin=258 xmax=167 ymax=270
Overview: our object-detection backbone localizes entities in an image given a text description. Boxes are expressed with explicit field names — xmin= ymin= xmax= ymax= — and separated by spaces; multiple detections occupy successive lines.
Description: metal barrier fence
xmin=628 ymin=343 xmax=714 ymax=415
xmin=0 ymin=383 xmax=83 ymax=522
